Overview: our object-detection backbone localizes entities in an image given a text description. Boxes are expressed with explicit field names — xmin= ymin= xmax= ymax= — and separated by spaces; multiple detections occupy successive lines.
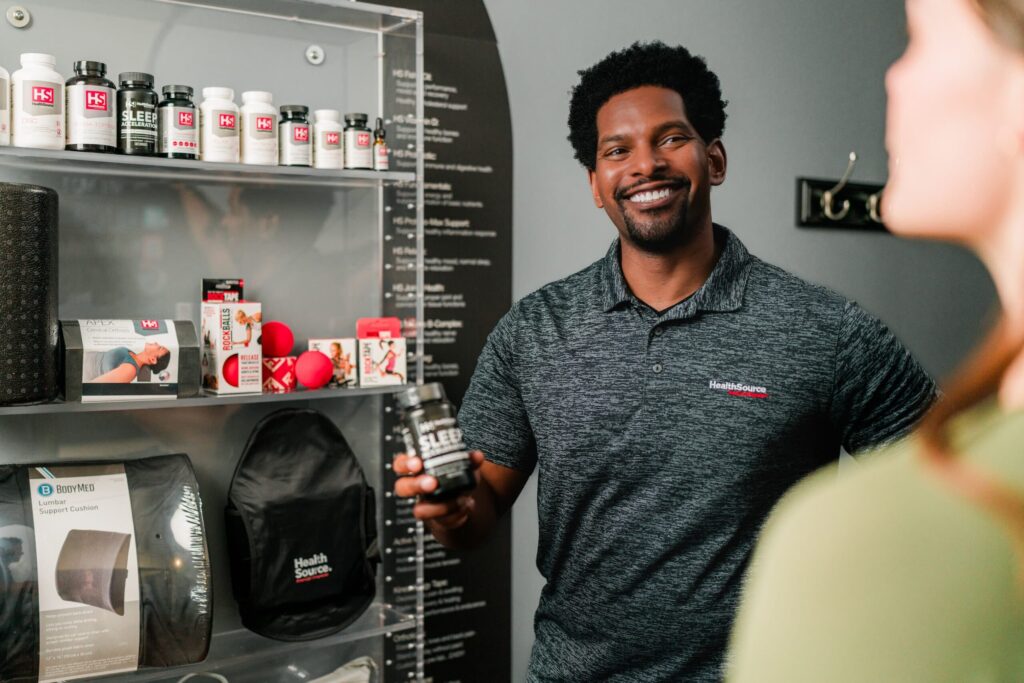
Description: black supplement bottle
xmin=65 ymin=61 xmax=116 ymax=152
xmin=398 ymin=383 xmax=476 ymax=500
xmin=117 ymin=72 xmax=158 ymax=155
xmin=158 ymin=85 xmax=198 ymax=159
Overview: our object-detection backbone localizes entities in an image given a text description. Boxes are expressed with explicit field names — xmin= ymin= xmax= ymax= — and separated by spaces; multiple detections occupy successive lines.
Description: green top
xmin=727 ymin=401 xmax=1024 ymax=682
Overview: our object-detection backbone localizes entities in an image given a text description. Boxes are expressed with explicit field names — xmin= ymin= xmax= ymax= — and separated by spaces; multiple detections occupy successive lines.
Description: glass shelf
xmin=0 ymin=147 xmax=415 ymax=187
xmin=92 ymin=602 xmax=415 ymax=682
xmin=0 ymin=385 xmax=403 ymax=416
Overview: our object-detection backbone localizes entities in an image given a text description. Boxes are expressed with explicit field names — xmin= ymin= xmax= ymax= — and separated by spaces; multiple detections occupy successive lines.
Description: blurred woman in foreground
xmin=728 ymin=0 xmax=1024 ymax=679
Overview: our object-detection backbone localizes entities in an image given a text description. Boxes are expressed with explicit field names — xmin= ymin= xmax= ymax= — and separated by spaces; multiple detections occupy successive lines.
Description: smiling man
xmin=394 ymin=42 xmax=937 ymax=681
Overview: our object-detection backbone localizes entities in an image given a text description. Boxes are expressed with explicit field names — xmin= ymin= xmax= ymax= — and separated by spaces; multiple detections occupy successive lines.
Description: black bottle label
xmin=119 ymin=98 xmax=157 ymax=152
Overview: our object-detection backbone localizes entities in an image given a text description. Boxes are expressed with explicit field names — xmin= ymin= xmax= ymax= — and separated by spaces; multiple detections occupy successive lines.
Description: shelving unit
xmin=0 ymin=0 xmax=425 ymax=681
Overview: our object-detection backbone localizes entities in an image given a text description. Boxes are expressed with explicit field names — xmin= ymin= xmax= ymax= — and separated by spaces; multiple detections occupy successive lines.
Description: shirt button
xmin=652 ymin=363 xmax=663 ymax=374
xmin=654 ymin=327 xmax=665 ymax=337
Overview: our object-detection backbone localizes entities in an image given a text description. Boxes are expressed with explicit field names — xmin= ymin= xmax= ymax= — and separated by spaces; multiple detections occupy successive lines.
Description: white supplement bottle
xmin=313 ymin=109 xmax=343 ymax=169
xmin=278 ymin=105 xmax=311 ymax=167
xmin=343 ymin=112 xmax=373 ymax=169
xmin=0 ymin=64 xmax=9 ymax=146
xmin=200 ymin=87 xmax=239 ymax=163
xmin=12 ymin=53 xmax=64 ymax=150
xmin=240 ymin=90 xmax=277 ymax=165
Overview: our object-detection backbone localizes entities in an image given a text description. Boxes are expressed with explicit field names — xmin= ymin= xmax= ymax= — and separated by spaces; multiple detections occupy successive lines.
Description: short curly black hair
xmin=567 ymin=41 xmax=728 ymax=170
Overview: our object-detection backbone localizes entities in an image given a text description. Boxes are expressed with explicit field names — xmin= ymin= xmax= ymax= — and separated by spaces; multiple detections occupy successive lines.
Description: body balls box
xmin=356 ymin=317 xmax=406 ymax=387
xmin=201 ymin=302 xmax=262 ymax=394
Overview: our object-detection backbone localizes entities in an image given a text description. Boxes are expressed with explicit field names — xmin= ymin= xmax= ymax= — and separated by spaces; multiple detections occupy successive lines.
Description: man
xmin=395 ymin=42 xmax=936 ymax=681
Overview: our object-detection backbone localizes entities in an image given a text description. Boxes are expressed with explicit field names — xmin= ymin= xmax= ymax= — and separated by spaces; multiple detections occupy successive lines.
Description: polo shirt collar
xmin=600 ymin=224 xmax=752 ymax=316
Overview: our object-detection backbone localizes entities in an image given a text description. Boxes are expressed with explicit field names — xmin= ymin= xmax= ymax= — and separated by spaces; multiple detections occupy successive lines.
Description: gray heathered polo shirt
xmin=459 ymin=225 xmax=937 ymax=683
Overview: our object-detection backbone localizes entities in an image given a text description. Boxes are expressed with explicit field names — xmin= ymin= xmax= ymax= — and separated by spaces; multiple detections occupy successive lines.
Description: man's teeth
xmin=628 ymin=188 xmax=672 ymax=204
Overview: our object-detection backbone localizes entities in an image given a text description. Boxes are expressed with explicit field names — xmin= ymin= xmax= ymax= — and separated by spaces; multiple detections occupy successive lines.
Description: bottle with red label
xmin=343 ymin=113 xmax=373 ymax=170
xmin=117 ymin=72 xmax=158 ymax=155
xmin=0 ymin=64 xmax=8 ymax=146
xmin=240 ymin=91 xmax=278 ymax=166
xmin=313 ymin=109 xmax=343 ymax=170
xmin=278 ymin=105 xmax=311 ymax=167
xmin=66 ymin=61 xmax=116 ymax=153
xmin=158 ymin=85 xmax=198 ymax=159
xmin=199 ymin=87 xmax=239 ymax=163
xmin=373 ymin=117 xmax=389 ymax=171
xmin=12 ymin=53 xmax=65 ymax=150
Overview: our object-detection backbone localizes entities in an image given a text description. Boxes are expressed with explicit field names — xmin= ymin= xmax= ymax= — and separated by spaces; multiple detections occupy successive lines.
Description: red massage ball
xmin=223 ymin=354 xmax=240 ymax=387
xmin=296 ymin=350 xmax=334 ymax=389
xmin=261 ymin=321 xmax=294 ymax=357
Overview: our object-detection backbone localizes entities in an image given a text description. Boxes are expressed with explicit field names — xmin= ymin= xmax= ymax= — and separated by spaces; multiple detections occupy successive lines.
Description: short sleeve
xmin=458 ymin=304 xmax=537 ymax=473
xmin=830 ymin=302 xmax=937 ymax=454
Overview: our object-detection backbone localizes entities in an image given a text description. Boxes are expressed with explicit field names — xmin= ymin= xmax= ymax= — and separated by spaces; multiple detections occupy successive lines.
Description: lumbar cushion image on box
xmin=226 ymin=409 xmax=379 ymax=641
xmin=0 ymin=454 xmax=212 ymax=681
xmin=56 ymin=529 xmax=132 ymax=615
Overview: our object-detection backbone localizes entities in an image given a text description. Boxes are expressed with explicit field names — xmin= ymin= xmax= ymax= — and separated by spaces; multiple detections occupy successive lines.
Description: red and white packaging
xmin=262 ymin=356 xmax=297 ymax=393
xmin=200 ymin=301 xmax=262 ymax=394
xmin=308 ymin=338 xmax=357 ymax=387
xmin=357 ymin=317 xmax=406 ymax=387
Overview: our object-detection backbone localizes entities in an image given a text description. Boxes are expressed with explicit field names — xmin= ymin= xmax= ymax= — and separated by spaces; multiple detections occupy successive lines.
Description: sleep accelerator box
xmin=200 ymin=302 xmax=262 ymax=394
xmin=60 ymin=319 xmax=200 ymax=402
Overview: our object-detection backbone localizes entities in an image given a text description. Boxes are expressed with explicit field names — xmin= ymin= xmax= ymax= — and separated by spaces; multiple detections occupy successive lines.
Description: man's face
xmin=588 ymin=85 xmax=726 ymax=253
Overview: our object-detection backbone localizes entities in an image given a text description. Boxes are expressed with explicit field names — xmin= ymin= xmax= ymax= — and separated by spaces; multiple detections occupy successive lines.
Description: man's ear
xmin=588 ymin=168 xmax=604 ymax=208
xmin=707 ymin=139 xmax=728 ymax=186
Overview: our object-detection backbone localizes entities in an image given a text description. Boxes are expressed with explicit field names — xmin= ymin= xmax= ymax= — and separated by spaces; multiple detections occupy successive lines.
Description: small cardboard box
xmin=200 ymin=302 xmax=262 ymax=394
xmin=308 ymin=338 xmax=358 ymax=387
xmin=61 ymin=319 xmax=200 ymax=402
xmin=356 ymin=317 xmax=406 ymax=387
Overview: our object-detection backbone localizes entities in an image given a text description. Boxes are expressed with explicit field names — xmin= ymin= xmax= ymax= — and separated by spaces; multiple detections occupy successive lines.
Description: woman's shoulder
xmin=729 ymin=403 xmax=1024 ymax=681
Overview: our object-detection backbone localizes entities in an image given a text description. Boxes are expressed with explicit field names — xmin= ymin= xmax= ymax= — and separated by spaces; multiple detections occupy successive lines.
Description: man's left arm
xmin=829 ymin=301 xmax=939 ymax=454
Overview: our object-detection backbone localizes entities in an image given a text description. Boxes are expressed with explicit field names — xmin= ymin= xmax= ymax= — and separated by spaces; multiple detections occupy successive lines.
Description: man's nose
xmin=631 ymin=143 xmax=667 ymax=177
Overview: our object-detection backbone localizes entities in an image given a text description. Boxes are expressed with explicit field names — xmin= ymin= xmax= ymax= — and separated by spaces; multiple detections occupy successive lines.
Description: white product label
xmin=0 ymin=75 xmax=9 ymax=142
xmin=308 ymin=338 xmax=357 ymax=386
xmin=29 ymin=464 xmax=140 ymax=682
xmin=159 ymin=106 xmax=198 ymax=155
xmin=67 ymin=85 xmax=115 ymax=147
xmin=200 ymin=302 xmax=262 ymax=394
xmin=374 ymin=143 xmax=389 ymax=171
xmin=13 ymin=79 xmax=63 ymax=146
xmin=200 ymin=107 xmax=239 ymax=162
xmin=78 ymin=319 xmax=180 ymax=402
xmin=314 ymin=128 xmax=342 ymax=169
xmin=358 ymin=337 xmax=406 ymax=386
xmin=241 ymin=112 xmax=277 ymax=165
xmin=279 ymin=121 xmax=311 ymax=166
xmin=344 ymin=128 xmax=373 ymax=169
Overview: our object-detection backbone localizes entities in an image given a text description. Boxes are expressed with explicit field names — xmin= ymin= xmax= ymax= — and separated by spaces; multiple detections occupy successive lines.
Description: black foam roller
xmin=0 ymin=182 xmax=59 ymax=406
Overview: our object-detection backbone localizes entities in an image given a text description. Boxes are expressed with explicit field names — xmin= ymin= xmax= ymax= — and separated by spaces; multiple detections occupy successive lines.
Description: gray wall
xmin=480 ymin=0 xmax=997 ymax=679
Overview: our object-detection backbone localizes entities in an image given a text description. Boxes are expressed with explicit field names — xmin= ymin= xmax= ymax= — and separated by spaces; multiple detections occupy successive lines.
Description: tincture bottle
xmin=117 ymin=72 xmax=158 ymax=155
xmin=398 ymin=383 xmax=476 ymax=500
xmin=158 ymin=85 xmax=198 ymax=159
xmin=373 ymin=117 xmax=389 ymax=171
xmin=66 ymin=61 xmax=115 ymax=152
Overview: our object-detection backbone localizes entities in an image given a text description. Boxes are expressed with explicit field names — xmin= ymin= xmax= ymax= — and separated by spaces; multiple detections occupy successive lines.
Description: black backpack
xmin=225 ymin=409 xmax=379 ymax=641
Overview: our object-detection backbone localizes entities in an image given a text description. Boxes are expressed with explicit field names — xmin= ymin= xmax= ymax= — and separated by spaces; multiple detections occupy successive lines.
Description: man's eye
xmin=662 ymin=135 xmax=690 ymax=146
xmin=605 ymin=147 xmax=627 ymax=157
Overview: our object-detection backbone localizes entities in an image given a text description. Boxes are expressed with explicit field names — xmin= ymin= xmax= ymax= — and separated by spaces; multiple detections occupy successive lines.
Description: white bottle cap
xmin=21 ymin=53 xmax=57 ymax=68
xmin=242 ymin=91 xmax=273 ymax=105
xmin=203 ymin=87 xmax=235 ymax=101
xmin=314 ymin=109 xmax=341 ymax=123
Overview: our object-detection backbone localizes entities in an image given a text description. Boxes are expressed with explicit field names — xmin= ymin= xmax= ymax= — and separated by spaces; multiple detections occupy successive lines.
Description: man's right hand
xmin=393 ymin=451 xmax=486 ymax=531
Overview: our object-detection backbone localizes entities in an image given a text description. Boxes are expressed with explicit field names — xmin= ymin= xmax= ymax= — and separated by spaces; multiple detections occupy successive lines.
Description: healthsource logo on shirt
xmin=293 ymin=552 xmax=333 ymax=584
xmin=709 ymin=380 xmax=769 ymax=399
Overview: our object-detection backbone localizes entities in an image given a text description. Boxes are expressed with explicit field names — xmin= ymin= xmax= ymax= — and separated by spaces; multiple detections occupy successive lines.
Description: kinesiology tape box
xmin=0 ymin=454 xmax=212 ymax=682
xmin=61 ymin=319 xmax=200 ymax=402
xmin=201 ymin=301 xmax=262 ymax=394
xmin=356 ymin=317 xmax=406 ymax=387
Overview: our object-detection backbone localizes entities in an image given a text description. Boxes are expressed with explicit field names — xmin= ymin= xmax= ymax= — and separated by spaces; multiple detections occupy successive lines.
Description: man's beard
xmin=614 ymin=178 xmax=694 ymax=254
